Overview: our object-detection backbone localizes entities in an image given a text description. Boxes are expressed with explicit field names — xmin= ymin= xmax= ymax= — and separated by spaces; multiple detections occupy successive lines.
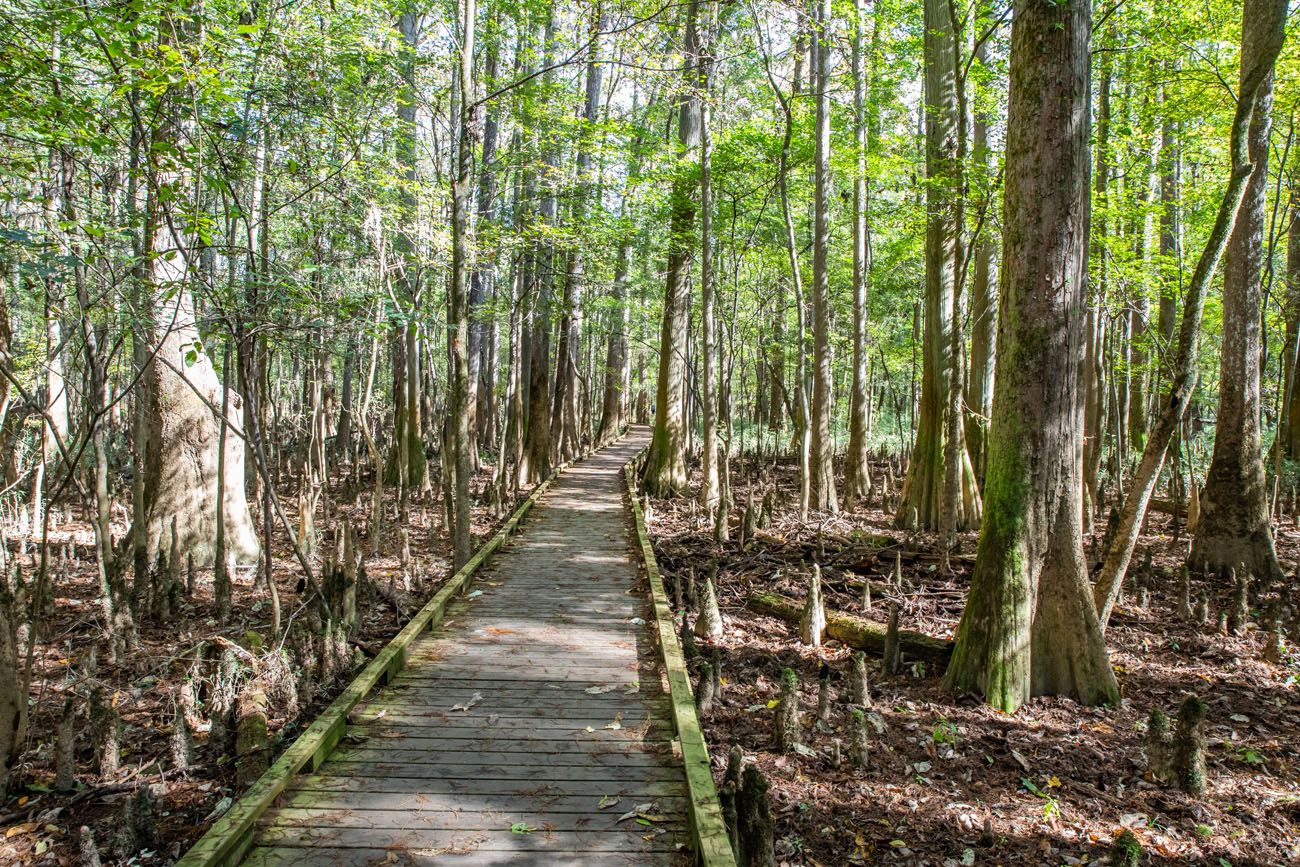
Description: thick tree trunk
xmin=141 ymin=13 xmax=258 ymax=569
xmin=598 ymin=242 xmax=631 ymax=443
xmin=522 ymin=11 xmax=556 ymax=485
xmin=644 ymin=0 xmax=701 ymax=498
xmin=944 ymin=0 xmax=1118 ymax=713
xmin=1191 ymin=65 xmax=1283 ymax=583
xmin=1091 ymin=0 xmax=1287 ymax=626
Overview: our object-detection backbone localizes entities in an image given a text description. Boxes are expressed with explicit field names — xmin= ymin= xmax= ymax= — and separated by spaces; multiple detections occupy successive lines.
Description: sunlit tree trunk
xmin=522 ymin=9 xmax=555 ymax=484
xmin=446 ymin=0 xmax=477 ymax=569
xmin=699 ymin=9 xmax=720 ymax=508
xmin=468 ymin=35 xmax=499 ymax=459
xmin=1191 ymin=57 xmax=1283 ymax=583
xmin=944 ymin=0 xmax=1118 ymax=713
xmin=808 ymin=0 xmax=836 ymax=513
xmin=966 ymin=38 xmax=996 ymax=486
xmin=842 ymin=0 xmax=872 ymax=508
xmin=898 ymin=0 xmax=978 ymax=531
xmin=644 ymin=0 xmax=701 ymax=497
xmin=1091 ymin=0 xmax=1287 ymax=627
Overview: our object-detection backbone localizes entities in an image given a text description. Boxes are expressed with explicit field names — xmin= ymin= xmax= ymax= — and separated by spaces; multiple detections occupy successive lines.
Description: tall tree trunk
xmin=1091 ymin=0 xmax=1288 ymax=627
xmin=522 ymin=9 xmax=555 ymax=484
xmin=1083 ymin=37 xmax=1112 ymax=515
xmin=699 ymin=9 xmax=720 ymax=508
xmin=468 ymin=35 xmax=499 ymax=459
xmin=944 ymin=0 xmax=1118 ymax=713
xmin=1190 ymin=56 xmax=1284 ymax=583
xmin=897 ymin=0 xmax=977 ymax=531
xmin=808 ymin=0 xmax=837 ymax=513
xmin=1283 ymin=175 xmax=1300 ymax=459
xmin=966 ymin=38 xmax=997 ymax=485
xmin=644 ymin=0 xmax=701 ymax=497
xmin=842 ymin=0 xmax=872 ymax=507
xmin=447 ymin=0 xmax=477 ymax=570
xmin=141 ymin=9 xmax=259 ymax=570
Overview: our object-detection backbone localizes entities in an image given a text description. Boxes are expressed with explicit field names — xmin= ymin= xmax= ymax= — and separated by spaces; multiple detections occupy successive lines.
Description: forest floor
xmin=647 ymin=458 xmax=1300 ymax=867
xmin=0 ymin=464 xmax=520 ymax=866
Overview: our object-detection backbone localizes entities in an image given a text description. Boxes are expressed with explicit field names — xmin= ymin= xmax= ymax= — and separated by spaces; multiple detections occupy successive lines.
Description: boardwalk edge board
xmin=624 ymin=448 xmax=738 ymax=867
xmin=175 ymin=463 xmax=567 ymax=867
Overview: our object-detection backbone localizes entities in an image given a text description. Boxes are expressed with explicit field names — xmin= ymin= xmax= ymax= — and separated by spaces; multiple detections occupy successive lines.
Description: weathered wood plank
xmin=260 ymin=806 xmax=684 ymax=833
xmin=241 ymin=845 xmax=681 ymax=866
xmin=254 ymin=826 xmax=685 ymax=853
xmin=326 ymin=745 xmax=673 ymax=768
xmin=274 ymin=790 xmax=689 ymax=814
xmin=175 ymin=465 xmax=563 ymax=867
xmin=314 ymin=760 xmax=683 ymax=782
xmin=285 ymin=775 xmax=687 ymax=798
xmin=625 ymin=457 xmax=737 ymax=867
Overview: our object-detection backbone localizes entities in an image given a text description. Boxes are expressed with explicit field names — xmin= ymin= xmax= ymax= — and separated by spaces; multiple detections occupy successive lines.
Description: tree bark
xmin=644 ymin=0 xmax=701 ymax=497
xmin=897 ymin=0 xmax=978 ymax=531
xmin=808 ymin=0 xmax=837 ymax=514
xmin=944 ymin=0 xmax=1118 ymax=712
xmin=141 ymin=10 xmax=259 ymax=570
xmin=1091 ymin=0 xmax=1288 ymax=627
xmin=1190 ymin=57 xmax=1284 ymax=583
xmin=842 ymin=0 xmax=873 ymax=508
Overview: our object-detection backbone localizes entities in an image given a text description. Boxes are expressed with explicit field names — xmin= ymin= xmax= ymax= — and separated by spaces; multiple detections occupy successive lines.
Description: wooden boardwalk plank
xmin=242 ymin=430 xmax=700 ymax=867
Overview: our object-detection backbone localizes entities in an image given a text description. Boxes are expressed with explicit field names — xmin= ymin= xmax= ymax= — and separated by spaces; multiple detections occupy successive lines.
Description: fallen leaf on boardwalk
xmin=616 ymin=803 xmax=658 ymax=822
xmin=585 ymin=684 xmax=617 ymax=694
xmin=623 ymin=682 xmax=639 ymax=694
xmin=628 ymin=617 xmax=646 ymax=625
xmin=605 ymin=712 xmax=623 ymax=730
xmin=585 ymin=726 xmax=596 ymax=732
xmin=510 ymin=822 xmax=536 ymax=834
xmin=450 ymin=692 xmax=483 ymax=712
xmin=598 ymin=794 xmax=621 ymax=809
xmin=466 ymin=590 xmax=483 ymax=599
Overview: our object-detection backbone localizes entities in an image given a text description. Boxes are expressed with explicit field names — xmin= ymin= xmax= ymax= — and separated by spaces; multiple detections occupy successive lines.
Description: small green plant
xmin=1021 ymin=777 xmax=1062 ymax=822
xmin=1237 ymin=746 xmax=1265 ymax=767
xmin=933 ymin=719 xmax=959 ymax=745
xmin=1196 ymin=824 xmax=1213 ymax=838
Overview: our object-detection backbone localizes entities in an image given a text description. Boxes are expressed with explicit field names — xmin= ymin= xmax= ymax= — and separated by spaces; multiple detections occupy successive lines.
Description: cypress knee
xmin=775 ymin=667 xmax=801 ymax=752
xmin=1172 ymin=694 xmax=1208 ymax=796
xmin=737 ymin=764 xmax=776 ymax=867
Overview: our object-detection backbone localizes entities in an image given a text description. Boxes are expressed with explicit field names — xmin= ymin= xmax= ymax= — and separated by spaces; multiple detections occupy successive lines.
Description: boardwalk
xmin=243 ymin=429 xmax=693 ymax=866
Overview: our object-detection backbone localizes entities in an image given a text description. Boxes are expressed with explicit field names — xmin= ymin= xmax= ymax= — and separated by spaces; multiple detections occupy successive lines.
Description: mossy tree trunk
xmin=1191 ymin=42 xmax=1284 ymax=584
xmin=944 ymin=0 xmax=1118 ymax=713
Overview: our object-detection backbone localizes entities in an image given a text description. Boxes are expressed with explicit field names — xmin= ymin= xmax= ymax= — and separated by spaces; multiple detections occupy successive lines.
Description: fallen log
xmin=747 ymin=591 xmax=953 ymax=667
